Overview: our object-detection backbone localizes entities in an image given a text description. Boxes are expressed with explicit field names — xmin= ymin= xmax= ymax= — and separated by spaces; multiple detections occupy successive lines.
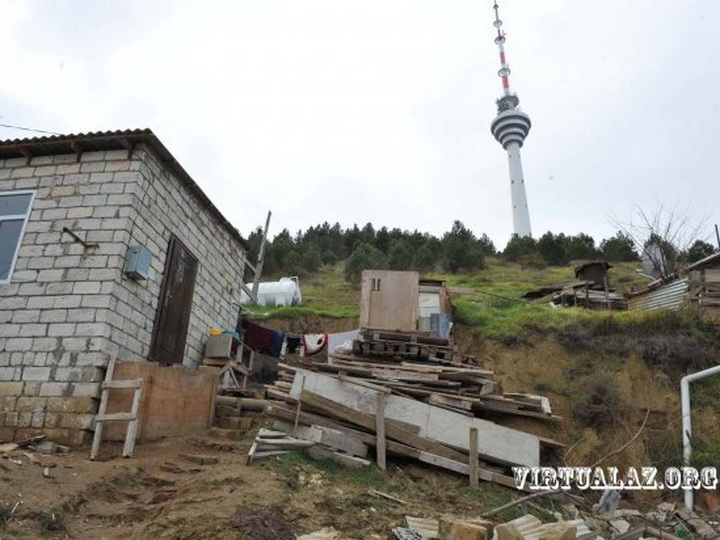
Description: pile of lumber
xmin=352 ymin=328 xmax=477 ymax=363
xmin=256 ymin=325 xmax=562 ymax=488
xmin=262 ymin=366 xmax=560 ymax=488
xmin=523 ymin=281 xmax=627 ymax=310
xmin=266 ymin=353 xmax=558 ymax=423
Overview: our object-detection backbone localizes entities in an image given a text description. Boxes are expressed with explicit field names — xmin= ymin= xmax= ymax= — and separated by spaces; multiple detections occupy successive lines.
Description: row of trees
xmin=242 ymin=220 xmax=718 ymax=283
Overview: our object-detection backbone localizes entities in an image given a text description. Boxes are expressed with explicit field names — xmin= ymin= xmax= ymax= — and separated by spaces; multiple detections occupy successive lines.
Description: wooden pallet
xmin=90 ymin=359 xmax=143 ymax=460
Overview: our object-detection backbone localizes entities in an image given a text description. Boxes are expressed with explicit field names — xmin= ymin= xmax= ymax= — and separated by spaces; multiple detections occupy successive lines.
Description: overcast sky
xmin=2 ymin=1 xmax=719 ymax=246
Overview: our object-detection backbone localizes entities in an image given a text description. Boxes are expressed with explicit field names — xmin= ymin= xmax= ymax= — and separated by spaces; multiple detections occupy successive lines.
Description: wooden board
xmin=360 ymin=270 xmax=419 ymax=332
xmin=290 ymin=369 xmax=540 ymax=468
xmin=104 ymin=362 xmax=216 ymax=441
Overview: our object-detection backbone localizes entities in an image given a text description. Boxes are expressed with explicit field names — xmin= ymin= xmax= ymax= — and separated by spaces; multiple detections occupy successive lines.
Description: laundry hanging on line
xmin=301 ymin=333 xmax=328 ymax=357
xmin=239 ymin=319 xmax=357 ymax=360
xmin=241 ymin=320 xmax=273 ymax=355
xmin=327 ymin=330 xmax=359 ymax=355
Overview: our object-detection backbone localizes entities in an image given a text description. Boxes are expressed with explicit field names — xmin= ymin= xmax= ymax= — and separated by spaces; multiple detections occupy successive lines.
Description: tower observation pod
xmin=490 ymin=1 xmax=532 ymax=238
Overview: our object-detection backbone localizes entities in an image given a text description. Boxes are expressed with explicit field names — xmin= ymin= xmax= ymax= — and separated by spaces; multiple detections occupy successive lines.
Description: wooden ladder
xmin=90 ymin=359 xmax=144 ymax=460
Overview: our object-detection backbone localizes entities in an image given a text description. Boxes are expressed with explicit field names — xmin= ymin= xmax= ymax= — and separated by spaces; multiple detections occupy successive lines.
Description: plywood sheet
xmin=104 ymin=361 xmax=216 ymax=441
xmin=360 ymin=270 xmax=419 ymax=332
xmin=290 ymin=369 xmax=540 ymax=468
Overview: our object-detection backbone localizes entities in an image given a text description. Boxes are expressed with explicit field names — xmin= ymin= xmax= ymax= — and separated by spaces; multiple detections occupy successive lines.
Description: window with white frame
xmin=0 ymin=190 xmax=35 ymax=284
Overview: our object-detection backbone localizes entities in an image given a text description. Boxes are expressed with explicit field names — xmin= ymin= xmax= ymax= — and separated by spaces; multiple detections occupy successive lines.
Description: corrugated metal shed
xmin=628 ymin=278 xmax=688 ymax=311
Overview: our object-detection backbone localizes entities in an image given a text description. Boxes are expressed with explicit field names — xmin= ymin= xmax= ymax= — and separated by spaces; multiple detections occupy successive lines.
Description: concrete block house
xmin=0 ymin=129 xmax=247 ymax=445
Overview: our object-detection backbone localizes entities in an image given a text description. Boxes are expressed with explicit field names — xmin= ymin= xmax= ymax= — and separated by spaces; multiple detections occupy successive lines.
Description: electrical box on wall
xmin=124 ymin=245 xmax=152 ymax=280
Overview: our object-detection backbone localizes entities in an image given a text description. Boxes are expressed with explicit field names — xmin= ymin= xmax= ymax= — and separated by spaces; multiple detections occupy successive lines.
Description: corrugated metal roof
xmin=628 ymin=278 xmax=688 ymax=311
xmin=0 ymin=129 xmax=247 ymax=249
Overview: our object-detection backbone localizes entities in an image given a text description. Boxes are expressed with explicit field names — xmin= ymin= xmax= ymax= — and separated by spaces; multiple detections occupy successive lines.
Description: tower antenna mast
xmin=490 ymin=1 xmax=533 ymax=237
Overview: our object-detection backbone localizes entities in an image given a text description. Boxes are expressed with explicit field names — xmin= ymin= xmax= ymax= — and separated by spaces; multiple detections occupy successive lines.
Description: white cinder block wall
xmin=0 ymin=140 xmax=245 ymax=445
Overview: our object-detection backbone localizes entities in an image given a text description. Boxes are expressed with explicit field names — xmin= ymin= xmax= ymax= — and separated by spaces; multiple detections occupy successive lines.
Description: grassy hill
xmin=252 ymin=257 xmax=653 ymax=336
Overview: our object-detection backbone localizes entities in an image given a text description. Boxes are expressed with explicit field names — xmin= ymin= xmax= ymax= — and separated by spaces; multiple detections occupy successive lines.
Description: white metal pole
xmin=680 ymin=364 xmax=720 ymax=510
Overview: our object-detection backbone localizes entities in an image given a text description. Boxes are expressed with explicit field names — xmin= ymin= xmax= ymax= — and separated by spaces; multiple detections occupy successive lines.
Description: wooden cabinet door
xmin=149 ymin=235 xmax=198 ymax=365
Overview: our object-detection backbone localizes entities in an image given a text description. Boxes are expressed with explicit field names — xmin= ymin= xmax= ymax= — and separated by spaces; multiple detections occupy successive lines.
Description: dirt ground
xmin=0 ymin=431 xmax=550 ymax=540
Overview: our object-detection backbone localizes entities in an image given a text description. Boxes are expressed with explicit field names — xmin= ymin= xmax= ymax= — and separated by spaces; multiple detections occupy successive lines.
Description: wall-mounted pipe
xmin=681 ymin=364 xmax=720 ymax=510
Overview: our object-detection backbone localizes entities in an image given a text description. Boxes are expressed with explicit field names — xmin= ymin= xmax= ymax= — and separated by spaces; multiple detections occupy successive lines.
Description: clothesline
xmin=240 ymin=319 xmax=357 ymax=360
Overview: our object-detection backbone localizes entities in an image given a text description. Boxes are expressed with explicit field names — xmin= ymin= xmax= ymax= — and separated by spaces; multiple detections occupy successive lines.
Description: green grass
xmin=247 ymin=264 xmax=360 ymax=320
xmin=28 ymin=509 xmax=65 ymax=535
xmin=274 ymin=451 xmax=387 ymax=489
xmin=252 ymin=258 xmax=709 ymax=338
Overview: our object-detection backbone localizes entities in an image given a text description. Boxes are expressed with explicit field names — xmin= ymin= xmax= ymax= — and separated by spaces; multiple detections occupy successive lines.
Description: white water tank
xmin=240 ymin=276 xmax=302 ymax=307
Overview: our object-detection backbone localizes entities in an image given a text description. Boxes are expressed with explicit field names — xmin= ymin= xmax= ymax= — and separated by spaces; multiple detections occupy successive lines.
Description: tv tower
xmin=490 ymin=1 xmax=532 ymax=237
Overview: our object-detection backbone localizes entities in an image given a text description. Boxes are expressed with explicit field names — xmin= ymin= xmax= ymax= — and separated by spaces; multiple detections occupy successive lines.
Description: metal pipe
xmin=681 ymin=364 xmax=720 ymax=510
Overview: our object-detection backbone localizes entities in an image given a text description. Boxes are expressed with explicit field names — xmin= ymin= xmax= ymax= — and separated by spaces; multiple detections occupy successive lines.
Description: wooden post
xmin=469 ymin=426 xmax=479 ymax=488
xmin=122 ymin=380 xmax=143 ymax=458
xmin=251 ymin=210 xmax=272 ymax=297
xmin=90 ymin=358 xmax=117 ymax=461
xmin=293 ymin=376 xmax=305 ymax=434
xmin=376 ymin=393 xmax=387 ymax=471
xmin=604 ymin=276 xmax=610 ymax=309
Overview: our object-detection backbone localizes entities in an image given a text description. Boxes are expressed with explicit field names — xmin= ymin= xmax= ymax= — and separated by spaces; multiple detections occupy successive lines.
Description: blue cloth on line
xmin=270 ymin=331 xmax=286 ymax=358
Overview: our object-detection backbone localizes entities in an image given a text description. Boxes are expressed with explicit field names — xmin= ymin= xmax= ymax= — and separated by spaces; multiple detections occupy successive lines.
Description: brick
xmin=54 ymin=255 xmax=81 ymax=268
xmin=81 ymin=151 xmax=106 ymax=162
xmin=65 ymin=268 xmax=90 ymax=281
xmin=70 ymin=383 xmax=99 ymax=397
xmin=11 ymin=310 xmax=41 ymax=323
xmin=40 ymin=310 xmax=68 ymax=323
xmin=10 ymin=167 xmax=35 ymax=179
xmin=82 ymin=195 xmax=107 ymax=206
xmin=17 ymin=412 xmax=33 ymax=428
xmin=18 ymin=324 xmax=47 ymax=337
xmin=54 ymin=367 xmax=102 ymax=382
xmin=88 ymin=268 xmax=117 ymax=281
xmin=54 ymin=296 xmax=81 ymax=309
xmin=37 ymin=269 xmax=65 ymax=282
xmin=41 ymin=208 xmax=68 ymax=220
xmin=0 ymin=382 xmax=24 ymax=396
xmin=80 ymin=161 xmax=105 ymax=173
xmin=0 ymin=368 xmax=18 ymax=381
xmin=47 ymin=323 xmax=76 ymax=337
xmin=105 ymin=160 xmax=131 ymax=172
xmin=39 ymin=382 xmax=70 ymax=397
xmin=26 ymin=257 xmax=55 ymax=269
xmin=22 ymin=367 xmax=51 ymax=381
xmin=18 ymin=283 xmax=46 ymax=296
xmin=11 ymin=270 xmax=39 ymax=282
xmin=0 ymin=297 xmax=26 ymax=310
xmin=67 ymin=206 xmax=93 ymax=219
xmin=31 ymin=412 xmax=45 ymax=428
xmin=2 ymin=397 xmax=17 ymax=411
xmin=26 ymin=296 xmax=54 ymax=309
xmin=15 ymin=397 xmax=47 ymax=413
xmin=43 ymin=412 xmax=60 ymax=428
xmin=51 ymin=185 xmax=76 ymax=197
xmin=67 ymin=309 xmax=96 ymax=323
xmin=22 ymin=381 xmax=40 ymax=396
xmin=47 ymin=396 xmax=97 ymax=414
xmin=5 ymin=338 xmax=33 ymax=351
xmin=59 ymin=413 xmax=94 ymax=430
xmin=72 ymin=282 xmax=102 ymax=295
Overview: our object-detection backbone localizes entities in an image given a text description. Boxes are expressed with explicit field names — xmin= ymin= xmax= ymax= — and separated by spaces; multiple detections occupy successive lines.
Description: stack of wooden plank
xmin=262 ymin=367 xmax=561 ymax=489
xmin=265 ymin=354 xmax=558 ymax=423
xmin=352 ymin=328 xmax=477 ymax=364
xmin=257 ymin=325 xmax=562 ymax=489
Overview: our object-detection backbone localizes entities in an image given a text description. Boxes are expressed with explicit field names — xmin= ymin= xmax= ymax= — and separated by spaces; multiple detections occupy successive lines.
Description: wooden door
xmin=149 ymin=235 xmax=198 ymax=365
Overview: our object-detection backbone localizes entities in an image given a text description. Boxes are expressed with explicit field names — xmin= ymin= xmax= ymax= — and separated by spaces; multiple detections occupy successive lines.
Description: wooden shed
xmin=359 ymin=270 xmax=452 ymax=337
xmin=686 ymin=252 xmax=720 ymax=317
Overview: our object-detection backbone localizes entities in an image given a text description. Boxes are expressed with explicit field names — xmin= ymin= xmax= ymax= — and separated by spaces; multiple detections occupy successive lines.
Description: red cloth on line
xmin=301 ymin=333 xmax=327 ymax=357
xmin=241 ymin=320 xmax=273 ymax=354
